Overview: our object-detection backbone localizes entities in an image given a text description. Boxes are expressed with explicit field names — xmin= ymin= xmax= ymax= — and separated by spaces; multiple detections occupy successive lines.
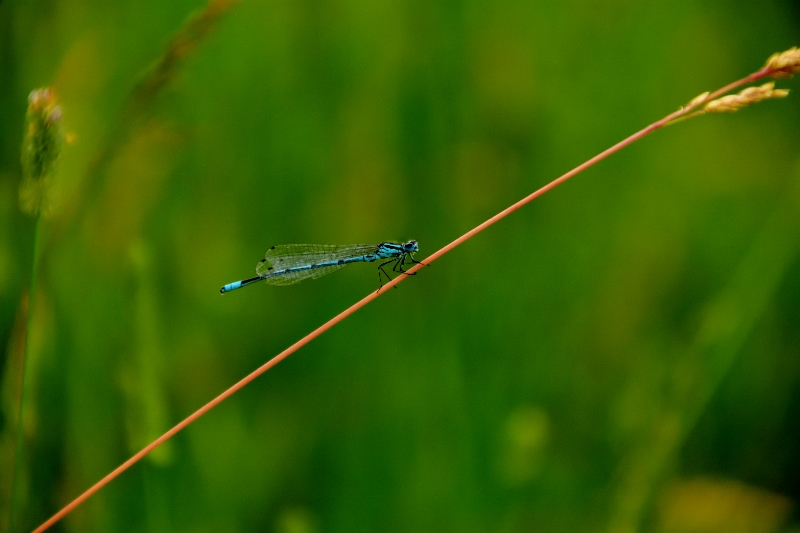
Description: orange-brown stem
xmin=32 ymin=64 xmax=788 ymax=533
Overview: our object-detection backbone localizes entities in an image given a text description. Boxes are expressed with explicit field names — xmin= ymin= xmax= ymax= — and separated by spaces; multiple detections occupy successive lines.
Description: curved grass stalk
xmin=40 ymin=0 xmax=240 ymax=259
xmin=32 ymin=47 xmax=799 ymax=533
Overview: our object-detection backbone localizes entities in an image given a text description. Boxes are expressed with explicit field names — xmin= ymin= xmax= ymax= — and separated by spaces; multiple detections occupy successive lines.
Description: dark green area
xmin=1 ymin=0 xmax=799 ymax=532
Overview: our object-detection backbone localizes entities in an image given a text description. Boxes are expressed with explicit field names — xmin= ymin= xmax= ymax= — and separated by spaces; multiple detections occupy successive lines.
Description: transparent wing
xmin=255 ymin=243 xmax=381 ymax=285
xmin=259 ymin=263 xmax=346 ymax=285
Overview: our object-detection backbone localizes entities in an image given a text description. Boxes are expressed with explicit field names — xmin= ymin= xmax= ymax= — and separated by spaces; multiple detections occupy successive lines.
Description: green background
xmin=1 ymin=0 xmax=799 ymax=531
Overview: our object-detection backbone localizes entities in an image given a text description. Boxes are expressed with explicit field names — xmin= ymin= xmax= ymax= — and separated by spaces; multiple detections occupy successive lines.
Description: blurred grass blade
xmin=607 ymin=178 xmax=800 ymax=532
xmin=44 ymin=0 xmax=240 ymax=255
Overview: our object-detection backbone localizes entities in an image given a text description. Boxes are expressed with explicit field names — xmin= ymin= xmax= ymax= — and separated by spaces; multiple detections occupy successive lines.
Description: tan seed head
xmin=764 ymin=47 xmax=800 ymax=78
xmin=703 ymin=82 xmax=789 ymax=113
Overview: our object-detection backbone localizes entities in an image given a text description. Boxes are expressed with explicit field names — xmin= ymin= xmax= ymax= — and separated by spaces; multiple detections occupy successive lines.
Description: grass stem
xmin=30 ymin=53 xmax=795 ymax=533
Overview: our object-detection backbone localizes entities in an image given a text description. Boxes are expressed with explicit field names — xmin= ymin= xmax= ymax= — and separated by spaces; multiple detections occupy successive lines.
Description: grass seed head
xmin=20 ymin=88 xmax=64 ymax=215
xmin=764 ymin=47 xmax=800 ymax=78
xmin=703 ymin=82 xmax=789 ymax=114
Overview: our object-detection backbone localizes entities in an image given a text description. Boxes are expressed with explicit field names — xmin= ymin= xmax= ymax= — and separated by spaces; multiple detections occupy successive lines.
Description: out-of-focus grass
xmin=1 ymin=1 xmax=799 ymax=532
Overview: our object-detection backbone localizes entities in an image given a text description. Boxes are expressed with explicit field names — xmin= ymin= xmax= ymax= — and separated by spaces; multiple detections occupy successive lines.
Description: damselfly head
xmin=404 ymin=240 xmax=418 ymax=253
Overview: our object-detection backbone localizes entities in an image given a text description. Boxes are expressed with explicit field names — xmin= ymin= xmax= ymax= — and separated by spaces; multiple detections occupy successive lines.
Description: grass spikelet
xmin=688 ymin=92 xmax=711 ymax=107
xmin=19 ymin=88 xmax=63 ymax=216
xmin=703 ymin=82 xmax=789 ymax=113
xmin=764 ymin=46 xmax=800 ymax=78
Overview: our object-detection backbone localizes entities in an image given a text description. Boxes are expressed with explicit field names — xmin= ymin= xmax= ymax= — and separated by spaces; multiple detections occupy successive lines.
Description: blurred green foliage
xmin=1 ymin=0 xmax=799 ymax=532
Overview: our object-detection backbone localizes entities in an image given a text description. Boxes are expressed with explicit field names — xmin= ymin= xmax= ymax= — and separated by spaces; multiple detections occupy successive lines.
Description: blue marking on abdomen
xmin=221 ymin=281 xmax=242 ymax=293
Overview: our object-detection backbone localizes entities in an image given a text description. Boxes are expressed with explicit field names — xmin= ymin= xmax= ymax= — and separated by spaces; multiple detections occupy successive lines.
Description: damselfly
xmin=220 ymin=240 xmax=421 ymax=293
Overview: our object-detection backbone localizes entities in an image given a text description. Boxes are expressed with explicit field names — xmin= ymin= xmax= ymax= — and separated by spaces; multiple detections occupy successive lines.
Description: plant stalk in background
xmin=32 ymin=47 xmax=800 ymax=533
xmin=11 ymin=88 xmax=63 ymax=533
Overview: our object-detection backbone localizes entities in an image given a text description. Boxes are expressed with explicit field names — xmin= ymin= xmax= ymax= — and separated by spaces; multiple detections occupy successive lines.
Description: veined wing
xmin=257 ymin=243 xmax=381 ymax=271
xmin=255 ymin=243 xmax=381 ymax=285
